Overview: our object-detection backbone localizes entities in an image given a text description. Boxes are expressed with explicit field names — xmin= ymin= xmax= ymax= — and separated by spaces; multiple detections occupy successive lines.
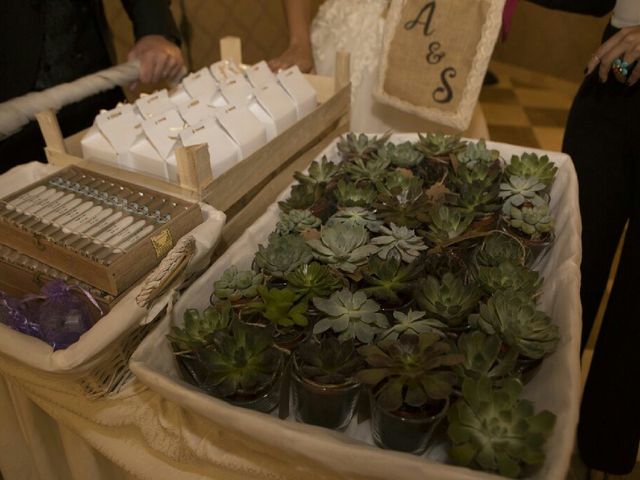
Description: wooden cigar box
xmin=0 ymin=166 xmax=203 ymax=295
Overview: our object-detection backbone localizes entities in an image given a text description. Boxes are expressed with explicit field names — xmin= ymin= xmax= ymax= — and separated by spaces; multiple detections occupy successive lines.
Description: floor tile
xmin=483 ymin=103 xmax=530 ymax=127
xmin=524 ymin=107 xmax=570 ymax=127
xmin=514 ymin=88 xmax=574 ymax=109
xmin=487 ymin=125 xmax=540 ymax=148
xmin=533 ymin=126 xmax=565 ymax=152
xmin=479 ymin=87 xmax=520 ymax=105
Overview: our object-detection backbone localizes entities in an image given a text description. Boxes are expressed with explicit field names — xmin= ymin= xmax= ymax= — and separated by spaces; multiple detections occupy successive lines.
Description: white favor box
xmin=128 ymin=109 xmax=185 ymax=181
xmin=246 ymin=61 xmax=276 ymax=88
xmin=247 ymin=98 xmax=277 ymax=142
xmin=219 ymin=75 xmax=254 ymax=106
xmin=209 ymin=59 xmax=243 ymax=83
xmin=81 ymin=104 xmax=142 ymax=167
xmin=178 ymin=97 xmax=219 ymax=126
xmin=169 ymin=85 xmax=193 ymax=108
xmin=178 ymin=117 xmax=242 ymax=180
xmin=181 ymin=67 xmax=218 ymax=102
xmin=253 ymin=82 xmax=298 ymax=134
xmin=277 ymin=66 xmax=317 ymax=119
xmin=135 ymin=89 xmax=175 ymax=119
xmin=216 ymin=105 xmax=267 ymax=158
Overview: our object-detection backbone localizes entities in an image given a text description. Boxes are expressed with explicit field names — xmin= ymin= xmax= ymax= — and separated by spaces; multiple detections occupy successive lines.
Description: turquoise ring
xmin=612 ymin=58 xmax=630 ymax=81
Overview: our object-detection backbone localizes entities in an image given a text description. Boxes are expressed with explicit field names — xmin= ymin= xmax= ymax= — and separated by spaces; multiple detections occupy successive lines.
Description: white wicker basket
xmin=130 ymin=136 xmax=582 ymax=480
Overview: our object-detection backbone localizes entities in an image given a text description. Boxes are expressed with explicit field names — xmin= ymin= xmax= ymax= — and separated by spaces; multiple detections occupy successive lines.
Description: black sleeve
xmin=525 ymin=0 xmax=615 ymax=17
xmin=121 ymin=0 xmax=181 ymax=45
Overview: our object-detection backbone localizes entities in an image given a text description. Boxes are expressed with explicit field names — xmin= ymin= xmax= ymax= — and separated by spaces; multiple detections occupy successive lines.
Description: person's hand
xmin=127 ymin=35 xmax=184 ymax=89
xmin=268 ymin=43 xmax=314 ymax=73
xmin=586 ymin=25 xmax=640 ymax=85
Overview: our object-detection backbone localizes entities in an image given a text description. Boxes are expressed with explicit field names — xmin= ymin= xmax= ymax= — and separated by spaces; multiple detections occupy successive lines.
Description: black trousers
xmin=0 ymin=87 xmax=124 ymax=174
xmin=562 ymin=25 xmax=640 ymax=474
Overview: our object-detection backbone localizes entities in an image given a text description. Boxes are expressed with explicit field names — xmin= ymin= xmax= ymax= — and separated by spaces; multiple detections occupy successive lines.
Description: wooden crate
xmin=37 ymin=37 xmax=351 ymax=252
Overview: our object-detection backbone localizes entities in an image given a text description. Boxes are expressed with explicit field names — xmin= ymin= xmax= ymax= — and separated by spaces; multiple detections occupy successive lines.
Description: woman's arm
xmin=268 ymin=0 xmax=314 ymax=73
xmin=525 ymin=0 xmax=615 ymax=17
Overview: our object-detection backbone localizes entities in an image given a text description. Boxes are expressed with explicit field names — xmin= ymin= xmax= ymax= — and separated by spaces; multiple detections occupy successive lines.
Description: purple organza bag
xmin=23 ymin=280 xmax=101 ymax=351
xmin=0 ymin=291 xmax=41 ymax=338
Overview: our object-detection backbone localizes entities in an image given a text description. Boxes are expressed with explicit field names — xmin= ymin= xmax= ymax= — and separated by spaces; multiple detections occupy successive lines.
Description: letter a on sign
xmin=374 ymin=0 xmax=505 ymax=131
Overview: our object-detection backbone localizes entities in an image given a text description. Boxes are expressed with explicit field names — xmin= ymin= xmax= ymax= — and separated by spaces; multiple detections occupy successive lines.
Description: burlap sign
xmin=374 ymin=0 xmax=505 ymax=131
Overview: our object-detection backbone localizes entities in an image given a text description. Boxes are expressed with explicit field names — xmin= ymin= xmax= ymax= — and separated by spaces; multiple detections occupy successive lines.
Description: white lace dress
xmin=311 ymin=0 xmax=489 ymax=137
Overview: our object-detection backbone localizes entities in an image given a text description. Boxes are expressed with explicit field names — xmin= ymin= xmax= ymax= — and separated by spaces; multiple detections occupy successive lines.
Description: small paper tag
xmin=246 ymin=61 xmax=276 ymax=88
xmin=178 ymin=98 xmax=218 ymax=126
xmin=151 ymin=229 xmax=173 ymax=259
xmin=277 ymin=66 xmax=318 ymax=118
xmin=135 ymin=90 xmax=175 ymax=119
xmin=181 ymin=67 xmax=218 ymax=100
xmin=95 ymin=105 xmax=141 ymax=152
xmin=219 ymin=75 xmax=254 ymax=106
xmin=209 ymin=60 xmax=243 ymax=82
xmin=141 ymin=109 xmax=184 ymax=159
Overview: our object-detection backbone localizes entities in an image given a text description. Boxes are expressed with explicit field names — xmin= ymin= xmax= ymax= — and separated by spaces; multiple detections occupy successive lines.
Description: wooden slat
xmin=36 ymin=110 xmax=66 ymax=153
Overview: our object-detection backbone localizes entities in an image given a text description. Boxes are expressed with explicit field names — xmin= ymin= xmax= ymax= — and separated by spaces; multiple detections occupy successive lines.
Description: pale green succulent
xmin=416 ymin=132 xmax=466 ymax=158
xmin=454 ymin=330 xmax=518 ymax=380
xmin=279 ymin=183 xmax=315 ymax=212
xmin=499 ymin=176 xmax=547 ymax=214
xmin=284 ymin=262 xmax=342 ymax=299
xmin=414 ymin=273 xmax=483 ymax=327
xmin=473 ymin=232 xmax=527 ymax=267
xmin=451 ymin=180 xmax=501 ymax=216
xmin=375 ymin=171 xmax=424 ymax=199
xmin=293 ymin=155 xmax=339 ymax=185
xmin=333 ymin=180 xmax=377 ymax=208
xmin=275 ymin=209 xmax=321 ymax=235
xmin=455 ymin=139 xmax=500 ymax=169
xmin=168 ymin=304 xmax=232 ymax=353
xmin=474 ymin=261 xmax=542 ymax=296
xmin=313 ymin=289 xmax=389 ymax=343
xmin=469 ymin=290 xmax=559 ymax=360
xmin=379 ymin=310 xmax=447 ymax=341
xmin=375 ymin=141 xmax=423 ymax=168
xmin=424 ymin=205 xmax=474 ymax=245
xmin=213 ymin=266 xmax=263 ymax=302
xmin=371 ymin=223 xmax=428 ymax=263
xmin=337 ymin=132 xmax=390 ymax=162
xmin=343 ymin=155 xmax=391 ymax=184
xmin=255 ymin=234 xmax=313 ymax=278
xmin=505 ymin=201 xmax=554 ymax=240
xmin=326 ymin=207 xmax=383 ymax=232
xmin=448 ymin=377 xmax=556 ymax=478
xmin=452 ymin=160 xmax=502 ymax=188
xmin=307 ymin=224 xmax=378 ymax=273
xmin=357 ymin=333 xmax=462 ymax=411
xmin=506 ymin=153 xmax=557 ymax=189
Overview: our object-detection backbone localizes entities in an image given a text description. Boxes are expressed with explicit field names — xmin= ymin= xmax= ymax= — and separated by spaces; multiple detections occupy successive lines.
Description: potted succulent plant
xmin=453 ymin=330 xmax=518 ymax=382
xmin=254 ymin=233 xmax=313 ymax=283
xmin=168 ymin=303 xmax=233 ymax=385
xmin=284 ymin=262 xmax=343 ymax=303
xmin=337 ymin=132 xmax=390 ymax=163
xmin=423 ymin=205 xmax=475 ymax=250
xmin=333 ymin=180 xmax=378 ymax=208
xmin=415 ymin=132 xmax=466 ymax=163
xmin=212 ymin=266 xmax=263 ymax=308
xmin=378 ymin=310 xmax=447 ymax=341
xmin=473 ymin=260 xmax=542 ymax=297
xmin=246 ymin=285 xmax=309 ymax=351
xmin=506 ymin=152 xmax=557 ymax=193
xmin=357 ymin=333 xmax=463 ymax=454
xmin=374 ymin=141 xmax=424 ymax=170
xmin=371 ymin=223 xmax=428 ymax=264
xmin=197 ymin=321 xmax=285 ymax=413
xmin=360 ymin=255 xmax=422 ymax=311
xmin=413 ymin=272 xmax=482 ymax=332
xmin=447 ymin=376 xmax=556 ymax=479
xmin=326 ymin=207 xmax=383 ymax=233
xmin=469 ymin=289 xmax=559 ymax=380
xmin=306 ymin=223 xmax=378 ymax=274
xmin=312 ymin=289 xmax=388 ymax=344
xmin=471 ymin=231 xmax=528 ymax=268
xmin=275 ymin=209 xmax=322 ymax=236
xmin=291 ymin=336 xmax=364 ymax=430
